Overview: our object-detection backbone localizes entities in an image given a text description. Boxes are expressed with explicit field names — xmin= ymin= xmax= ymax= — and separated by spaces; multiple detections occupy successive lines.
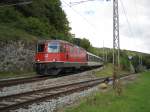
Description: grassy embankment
xmin=0 ymin=71 xmax=36 ymax=79
xmin=95 ymin=63 xmax=130 ymax=77
xmin=65 ymin=71 xmax=150 ymax=112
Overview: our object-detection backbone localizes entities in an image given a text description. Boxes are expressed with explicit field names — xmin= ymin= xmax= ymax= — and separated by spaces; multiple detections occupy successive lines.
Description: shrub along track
xmin=0 ymin=73 xmax=136 ymax=112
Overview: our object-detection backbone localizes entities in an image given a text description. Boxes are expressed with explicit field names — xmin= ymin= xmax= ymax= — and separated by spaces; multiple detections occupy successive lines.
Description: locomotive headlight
xmin=53 ymin=59 xmax=56 ymax=62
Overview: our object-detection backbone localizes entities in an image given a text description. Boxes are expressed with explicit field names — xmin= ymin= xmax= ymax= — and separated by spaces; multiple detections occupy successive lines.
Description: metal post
xmin=139 ymin=55 xmax=141 ymax=65
xmin=113 ymin=0 xmax=121 ymax=94
xmin=141 ymin=56 xmax=142 ymax=65
xmin=105 ymin=49 xmax=107 ymax=62
xmin=103 ymin=40 xmax=105 ymax=62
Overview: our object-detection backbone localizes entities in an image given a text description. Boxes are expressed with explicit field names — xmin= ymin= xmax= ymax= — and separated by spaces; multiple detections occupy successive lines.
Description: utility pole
xmin=113 ymin=0 xmax=121 ymax=95
xmin=139 ymin=55 xmax=140 ymax=65
xmin=141 ymin=55 xmax=142 ymax=65
xmin=105 ymin=48 xmax=108 ymax=62
xmin=103 ymin=40 xmax=105 ymax=62
xmin=139 ymin=55 xmax=142 ymax=65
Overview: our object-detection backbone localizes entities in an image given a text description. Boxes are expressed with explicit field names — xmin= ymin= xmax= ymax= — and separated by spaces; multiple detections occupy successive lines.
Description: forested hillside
xmin=0 ymin=0 xmax=72 ymax=41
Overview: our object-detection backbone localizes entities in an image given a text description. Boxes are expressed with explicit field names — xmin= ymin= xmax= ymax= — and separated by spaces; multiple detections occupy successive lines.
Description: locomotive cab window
xmin=60 ymin=44 xmax=66 ymax=52
xmin=48 ymin=42 xmax=60 ymax=53
xmin=37 ymin=44 xmax=45 ymax=52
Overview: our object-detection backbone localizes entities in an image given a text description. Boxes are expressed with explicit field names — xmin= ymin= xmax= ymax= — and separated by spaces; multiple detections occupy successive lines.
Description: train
xmin=35 ymin=40 xmax=103 ymax=75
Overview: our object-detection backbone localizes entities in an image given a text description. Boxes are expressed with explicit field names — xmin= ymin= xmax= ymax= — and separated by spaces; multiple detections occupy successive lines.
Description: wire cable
xmin=62 ymin=0 xmax=98 ymax=31
xmin=69 ymin=0 xmax=96 ymax=6
xmin=119 ymin=0 xmax=135 ymax=38
xmin=69 ymin=0 xmax=110 ymax=6
xmin=134 ymin=0 xmax=141 ymax=35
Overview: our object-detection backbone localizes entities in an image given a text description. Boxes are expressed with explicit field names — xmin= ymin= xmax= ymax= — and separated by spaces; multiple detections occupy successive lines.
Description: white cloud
xmin=61 ymin=0 xmax=150 ymax=54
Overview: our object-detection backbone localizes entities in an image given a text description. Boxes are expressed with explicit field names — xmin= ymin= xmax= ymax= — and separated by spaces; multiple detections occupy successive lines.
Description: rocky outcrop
xmin=0 ymin=40 xmax=36 ymax=72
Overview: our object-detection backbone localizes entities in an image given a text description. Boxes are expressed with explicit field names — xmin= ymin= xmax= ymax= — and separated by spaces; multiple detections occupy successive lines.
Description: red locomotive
xmin=35 ymin=40 xmax=103 ymax=75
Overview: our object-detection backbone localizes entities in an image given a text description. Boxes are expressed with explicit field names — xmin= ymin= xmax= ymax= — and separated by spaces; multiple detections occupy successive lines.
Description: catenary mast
xmin=113 ymin=0 xmax=121 ymax=94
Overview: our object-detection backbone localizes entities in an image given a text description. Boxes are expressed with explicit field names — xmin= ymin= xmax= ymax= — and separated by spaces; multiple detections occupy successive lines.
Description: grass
xmin=95 ymin=63 xmax=113 ymax=77
xmin=65 ymin=71 xmax=150 ymax=112
xmin=0 ymin=71 xmax=36 ymax=79
xmin=95 ymin=63 xmax=129 ymax=77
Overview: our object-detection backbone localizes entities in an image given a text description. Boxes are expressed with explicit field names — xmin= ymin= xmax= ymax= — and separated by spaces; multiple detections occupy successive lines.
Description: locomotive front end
xmin=35 ymin=40 xmax=65 ymax=75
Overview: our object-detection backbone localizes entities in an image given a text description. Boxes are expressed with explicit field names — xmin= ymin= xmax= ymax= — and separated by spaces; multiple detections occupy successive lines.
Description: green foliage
xmin=21 ymin=17 xmax=55 ymax=37
xmin=73 ymin=38 xmax=92 ymax=51
xmin=142 ymin=55 xmax=150 ymax=69
xmin=132 ymin=55 xmax=139 ymax=70
xmin=0 ymin=71 xmax=36 ymax=79
xmin=0 ymin=0 xmax=71 ymax=41
xmin=0 ymin=24 xmax=36 ymax=41
xmin=80 ymin=38 xmax=91 ymax=51
xmin=95 ymin=63 xmax=113 ymax=77
xmin=0 ymin=7 xmax=23 ymax=23
xmin=95 ymin=63 xmax=130 ymax=78
xmin=120 ymin=51 xmax=130 ymax=71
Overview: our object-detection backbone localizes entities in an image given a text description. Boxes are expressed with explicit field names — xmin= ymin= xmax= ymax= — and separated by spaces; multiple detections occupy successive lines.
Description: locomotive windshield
xmin=48 ymin=42 xmax=60 ymax=53
xmin=37 ymin=44 xmax=45 ymax=52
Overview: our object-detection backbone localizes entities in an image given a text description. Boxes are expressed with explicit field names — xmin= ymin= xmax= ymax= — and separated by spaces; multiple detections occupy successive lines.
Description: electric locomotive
xmin=35 ymin=40 xmax=103 ymax=75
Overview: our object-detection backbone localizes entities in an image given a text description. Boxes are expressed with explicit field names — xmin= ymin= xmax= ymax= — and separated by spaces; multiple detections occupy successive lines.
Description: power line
xmin=119 ymin=0 xmax=135 ymax=38
xmin=69 ymin=0 xmax=110 ymax=6
xmin=62 ymin=0 xmax=98 ymax=31
xmin=69 ymin=0 xmax=96 ymax=6
xmin=134 ymin=0 xmax=141 ymax=35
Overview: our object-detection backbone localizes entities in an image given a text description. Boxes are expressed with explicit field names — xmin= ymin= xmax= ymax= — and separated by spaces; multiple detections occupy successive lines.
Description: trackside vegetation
xmin=95 ymin=63 xmax=129 ymax=77
xmin=65 ymin=72 xmax=150 ymax=112
xmin=0 ymin=71 xmax=35 ymax=79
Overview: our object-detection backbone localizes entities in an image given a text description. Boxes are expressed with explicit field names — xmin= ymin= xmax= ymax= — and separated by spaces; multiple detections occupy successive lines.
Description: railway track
xmin=0 ymin=77 xmax=106 ymax=111
xmin=0 ymin=75 xmax=51 ymax=88
xmin=0 ymin=73 xmax=136 ymax=112
xmin=0 ymin=67 xmax=102 ymax=88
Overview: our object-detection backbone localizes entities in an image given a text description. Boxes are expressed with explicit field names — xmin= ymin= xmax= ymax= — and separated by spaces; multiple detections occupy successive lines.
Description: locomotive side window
xmin=60 ymin=44 xmax=66 ymax=52
xmin=37 ymin=44 xmax=45 ymax=52
xmin=69 ymin=46 xmax=74 ymax=53
xmin=48 ymin=42 xmax=60 ymax=53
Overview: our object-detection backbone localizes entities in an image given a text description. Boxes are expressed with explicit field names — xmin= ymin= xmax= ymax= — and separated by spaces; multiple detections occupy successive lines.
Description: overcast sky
xmin=60 ymin=0 xmax=150 ymax=54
